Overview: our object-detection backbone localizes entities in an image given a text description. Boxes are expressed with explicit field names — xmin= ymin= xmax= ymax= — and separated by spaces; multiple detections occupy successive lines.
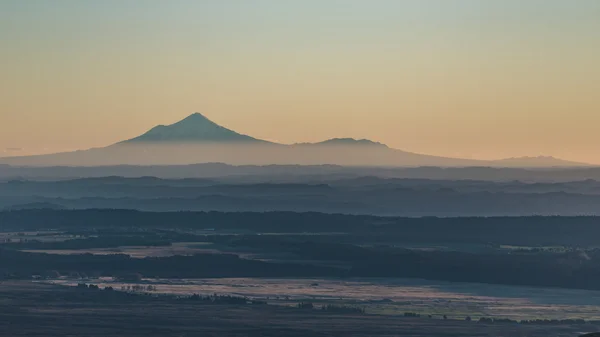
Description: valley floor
xmin=0 ymin=281 xmax=594 ymax=337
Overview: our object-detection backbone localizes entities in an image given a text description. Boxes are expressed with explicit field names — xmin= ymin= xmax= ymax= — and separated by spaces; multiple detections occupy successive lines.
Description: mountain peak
xmin=180 ymin=112 xmax=210 ymax=122
xmin=167 ymin=112 xmax=217 ymax=128
xmin=121 ymin=113 xmax=264 ymax=144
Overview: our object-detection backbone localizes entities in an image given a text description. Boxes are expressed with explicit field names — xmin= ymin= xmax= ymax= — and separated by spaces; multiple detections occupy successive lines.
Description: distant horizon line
xmin=0 ymin=161 xmax=598 ymax=170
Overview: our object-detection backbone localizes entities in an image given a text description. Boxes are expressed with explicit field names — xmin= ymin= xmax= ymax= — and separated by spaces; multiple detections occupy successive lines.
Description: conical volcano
xmin=122 ymin=113 xmax=264 ymax=143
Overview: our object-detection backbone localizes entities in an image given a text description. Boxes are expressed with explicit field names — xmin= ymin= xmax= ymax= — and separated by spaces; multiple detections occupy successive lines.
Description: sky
xmin=1 ymin=0 xmax=599 ymax=163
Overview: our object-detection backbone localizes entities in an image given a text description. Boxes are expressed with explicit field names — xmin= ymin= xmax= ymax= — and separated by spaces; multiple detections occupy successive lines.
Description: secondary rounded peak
xmin=292 ymin=138 xmax=388 ymax=147
xmin=318 ymin=138 xmax=388 ymax=147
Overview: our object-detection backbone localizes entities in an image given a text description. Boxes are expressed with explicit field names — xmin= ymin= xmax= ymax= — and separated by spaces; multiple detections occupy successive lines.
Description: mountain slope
xmin=122 ymin=113 xmax=265 ymax=143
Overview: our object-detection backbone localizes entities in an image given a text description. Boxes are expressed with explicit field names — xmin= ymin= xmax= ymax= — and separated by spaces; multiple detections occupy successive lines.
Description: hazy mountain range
xmin=5 ymin=163 xmax=600 ymax=182
xmin=0 ymin=113 xmax=590 ymax=167
xmin=4 ymin=176 xmax=600 ymax=216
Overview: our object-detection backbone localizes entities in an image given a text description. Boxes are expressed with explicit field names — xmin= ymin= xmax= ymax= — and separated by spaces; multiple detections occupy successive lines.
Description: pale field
xmin=44 ymin=277 xmax=600 ymax=321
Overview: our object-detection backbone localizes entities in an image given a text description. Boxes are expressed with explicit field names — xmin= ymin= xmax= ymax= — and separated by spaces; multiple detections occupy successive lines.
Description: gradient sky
xmin=1 ymin=0 xmax=599 ymax=162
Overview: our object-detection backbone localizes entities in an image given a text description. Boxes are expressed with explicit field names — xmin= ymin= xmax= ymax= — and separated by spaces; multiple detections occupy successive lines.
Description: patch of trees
xmin=77 ymin=283 xmax=102 ymax=290
xmin=520 ymin=318 xmax=588 ymax=325
xmin=321 ymin=304 xmax=364 ymax=314
xmin=43 ymin=282 xmax=269 ymax=307
xmin=188 ymin=294 xmax=255 ymax=305
xmin=296 ymin=302 xmax=364 ymax=314
xmin=297 ymin=302 xmax=314 ymax=309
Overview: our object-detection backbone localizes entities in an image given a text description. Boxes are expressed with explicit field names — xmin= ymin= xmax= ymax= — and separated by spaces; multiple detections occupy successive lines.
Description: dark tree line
xmin=0 ymin=249 xmax=339 ymax=280
xmin=3 ymin=209 xmax=600 ymax=246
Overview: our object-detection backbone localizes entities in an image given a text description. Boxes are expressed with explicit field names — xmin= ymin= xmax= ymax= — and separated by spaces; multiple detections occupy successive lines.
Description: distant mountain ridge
xmin=496 ymin=156 xmax=585 ymax=167
xmin=0 ymin=113 xmax=592 ymax=168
